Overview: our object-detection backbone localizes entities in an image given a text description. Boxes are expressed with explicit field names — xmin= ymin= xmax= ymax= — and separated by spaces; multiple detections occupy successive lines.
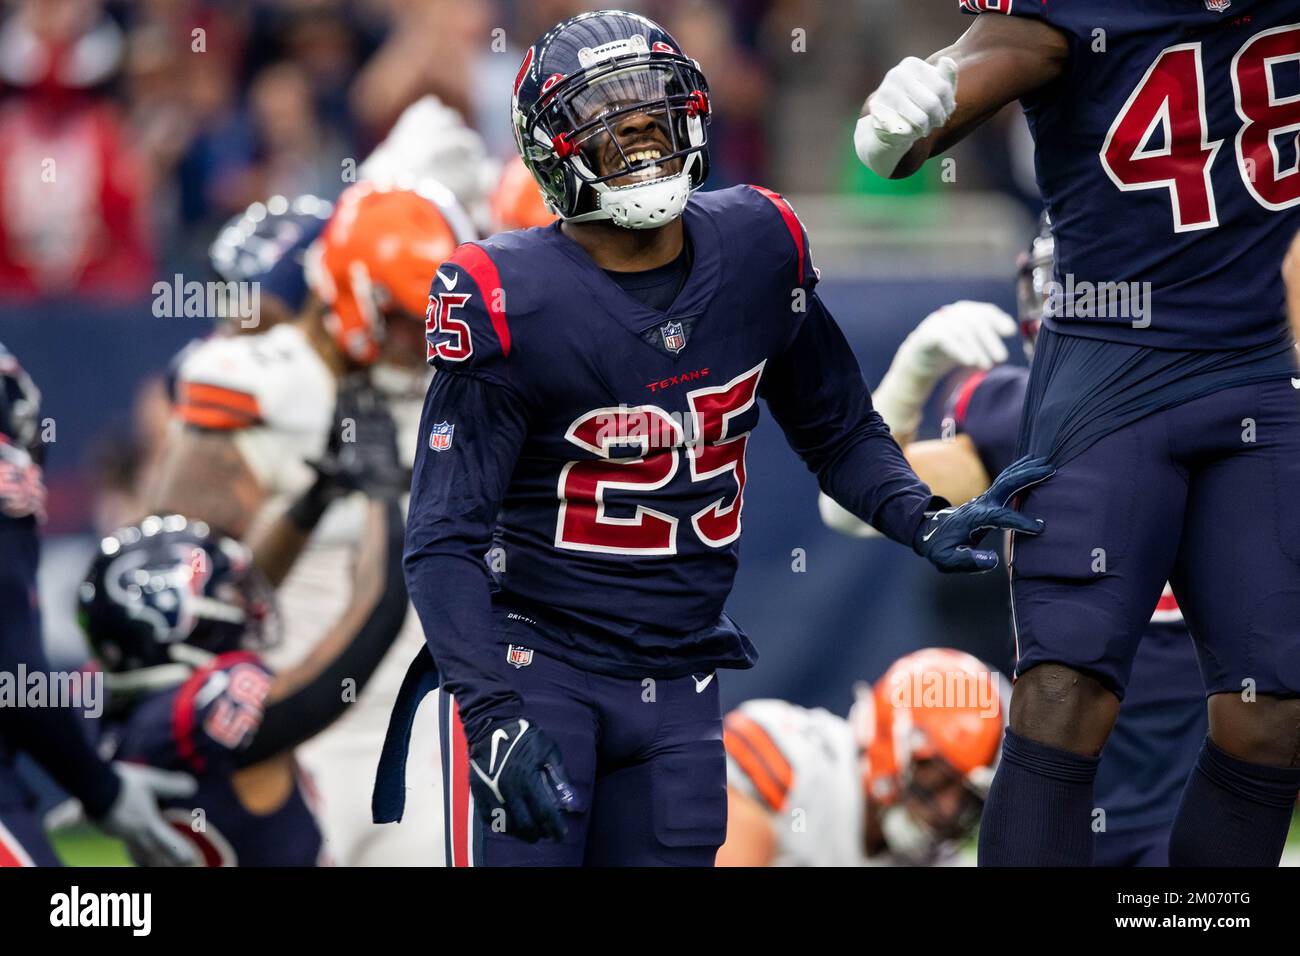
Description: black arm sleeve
xmin=0 ymin=515 xmax=121 ymax=817
xmin=235 ymin=499 xmax=409 ymax=766
xmin=762 ymin=295 xmax=939 ymax=547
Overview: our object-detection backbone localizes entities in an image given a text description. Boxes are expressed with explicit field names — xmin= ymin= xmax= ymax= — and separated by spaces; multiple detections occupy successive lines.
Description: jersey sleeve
xmin=744 ymin=184 xmax=818 ymax=296
xmin=425 ymin=243 xmax=515 ymax=389
xmin=171 ymin=654 xmax=274 ymax=774
xmin=957 ymin=0 xmax=1046 ymax=22
xmin=945 ymin=364 xmax=1030 ymax=478
xmin=723 ymin=703 xmax=796 ymax=814
xmin=173 ymin=337 xmax=267 ymax=432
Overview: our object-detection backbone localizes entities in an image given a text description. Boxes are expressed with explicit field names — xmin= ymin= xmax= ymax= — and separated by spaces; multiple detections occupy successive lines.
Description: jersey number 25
xmin=555 ymin=363 xmax=764 ymax=555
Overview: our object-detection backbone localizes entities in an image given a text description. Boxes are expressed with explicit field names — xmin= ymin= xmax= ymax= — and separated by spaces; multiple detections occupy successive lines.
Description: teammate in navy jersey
xmin=385 ymin=10 xmax=1049 ymax=867
xmin=0 ymin=343 xmax=199 ymax=868
xmin=79 ymin=392 xmax=410 ymax=866
xmin=821 ymin=224 xmax=1210 ymax=866
xmin=859 ymin=1 xmax=1300 ymax=865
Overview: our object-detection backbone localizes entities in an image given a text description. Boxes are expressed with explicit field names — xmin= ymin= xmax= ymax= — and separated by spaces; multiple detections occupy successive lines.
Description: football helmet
xmin=306 ymin=181 xmax=472 ymax=366
xmin=0 ymin=340 xmax=42 ymax=462
xmin=208 ymin=193 xmax=334 ymax=325
xmin=1016 ymin=212 xmax=1055 ymax=358
xmin=491 ymin=155 xmax=560 ymax=232
xmin=850 ymin=647 xmax=1009 ymax=863
xmin=79 ymin=515 xmax=278 ymax=693
xmin=512 ymin=10 xmax=711 ymax=230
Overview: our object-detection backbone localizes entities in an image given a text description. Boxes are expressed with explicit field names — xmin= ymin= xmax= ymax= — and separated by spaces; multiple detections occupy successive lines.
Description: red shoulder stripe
xmin=448 ymin=243 xmax=511 ymax=359
xmin=952 ymin=371 xmax=989 ymax=428
xmin=748 ymin=185 xmax=806 ymax=286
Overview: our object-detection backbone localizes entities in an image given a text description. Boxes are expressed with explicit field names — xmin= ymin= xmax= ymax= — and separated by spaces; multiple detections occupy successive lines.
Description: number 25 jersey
xmin=406 ymin=185 xmax=931 ymax=693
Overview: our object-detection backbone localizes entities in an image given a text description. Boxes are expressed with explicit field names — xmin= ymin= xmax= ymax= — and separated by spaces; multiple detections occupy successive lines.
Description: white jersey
xmin=175 ymin=325 xmax=443 ymax=865
xmin=724 ymin=699 xmax=869 ymax=867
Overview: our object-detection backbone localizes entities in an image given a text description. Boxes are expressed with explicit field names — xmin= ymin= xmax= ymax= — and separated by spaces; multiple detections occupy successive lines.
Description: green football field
xmin=48 ymin=813 xmax=1300 ymax=867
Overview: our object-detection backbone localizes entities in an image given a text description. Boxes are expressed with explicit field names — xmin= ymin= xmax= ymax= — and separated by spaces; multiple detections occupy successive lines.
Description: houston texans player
xmin=822 ymin=223 xmax=1209 ymax=866
xmin=859 ymin=1 xmax=1300 ymax=865
xmin=0 ymin=343 xmax=197 ymax=867
xmin=79 ymin=407 xmax=408 ymax=865
xmin=386 ymin=10 xmax=1048 ymax=867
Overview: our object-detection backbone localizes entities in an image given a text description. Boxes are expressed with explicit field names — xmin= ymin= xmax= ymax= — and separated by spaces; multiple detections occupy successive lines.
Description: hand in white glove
xmin=873 ymin=301 xmax=1017 ymax=437
xmin=96 ymin=762 xmax=199 ymax=867
xmin=855 ymin=56 xmax=959 ymax=178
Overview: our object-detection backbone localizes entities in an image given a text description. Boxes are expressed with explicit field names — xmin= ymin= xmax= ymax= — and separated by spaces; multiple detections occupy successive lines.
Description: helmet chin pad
xmin=596 ymin=170 xmax=691 ymax=229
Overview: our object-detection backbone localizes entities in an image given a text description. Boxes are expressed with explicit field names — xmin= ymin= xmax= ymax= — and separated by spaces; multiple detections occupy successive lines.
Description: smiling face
xmin=566 ymin=66 xmax=687 ymax=187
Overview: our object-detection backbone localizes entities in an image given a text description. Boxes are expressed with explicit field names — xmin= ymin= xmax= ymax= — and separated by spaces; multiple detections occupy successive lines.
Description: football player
xmin=0 ymin=342 xmax=196 ymax=868
xmin=147 ymin=182 xmax=472 ymax=865
xmin=821 ymin=221 xmax=1209 ymax=866
xmin=717 ymin=648 xmax=1006 ymax=867
xmin=385 ymin=10 xmax=1048 ymax=867
xmin=858 ymin=1 xmax=1300 ymax=865
xmin=78 ymin=403 xmax=407 ymax=865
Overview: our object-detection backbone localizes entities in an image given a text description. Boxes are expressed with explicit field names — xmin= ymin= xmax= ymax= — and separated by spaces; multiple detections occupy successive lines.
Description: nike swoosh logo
xmin=437 ymin=270 xmax=458 ymax=291
xmin=488 ymin=728 xmax=510 ymax=772
xmin=921 ymin=509 xmax=956 ymax=543
xmin=693 ymin=673 xmax=715 ymax=693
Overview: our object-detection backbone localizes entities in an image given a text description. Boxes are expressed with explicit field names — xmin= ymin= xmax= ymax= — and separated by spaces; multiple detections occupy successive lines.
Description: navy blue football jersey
xmin=407 ymin=185 xmax=936 ymax=737
xmin=963 ymin=0 xmax=1300 ymax=348
xmin=107 ymin=653 xmax=325 ymax=866
xmin=948 ymin=364 xmax=1207 ymax=831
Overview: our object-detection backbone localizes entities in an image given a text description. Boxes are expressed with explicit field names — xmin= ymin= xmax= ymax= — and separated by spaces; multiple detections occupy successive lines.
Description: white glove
xmin=872 ymin=301 xmax=1017 ymax=437
xmin=818 ymin=492 xmax=880 ymax=539
xmin=855 ymin=56 xmax=959 ymax=177
xmin=96 ymin=762 xmax=199 ymax=867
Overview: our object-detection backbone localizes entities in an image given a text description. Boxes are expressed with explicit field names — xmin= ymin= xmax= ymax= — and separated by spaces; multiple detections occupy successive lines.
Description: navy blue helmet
xmin=0 ymin=341 xmax=43 ymax=464
xmin=208 ymin=194 xmax=333 ymax=317
xmin=79 ymin=516 xmax=278 ymax=686
xmin=511 ymin=10 xmax=711 ymax=229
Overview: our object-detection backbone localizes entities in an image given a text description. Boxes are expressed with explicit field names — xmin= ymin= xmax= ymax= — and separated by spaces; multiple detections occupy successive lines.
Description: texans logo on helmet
xmin=429 ymin=421 xmax=455 ymax=452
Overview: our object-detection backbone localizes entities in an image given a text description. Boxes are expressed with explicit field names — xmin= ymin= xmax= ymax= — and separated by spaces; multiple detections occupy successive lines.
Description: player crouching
xmin=718 ymin=648 xmax=1007 ymax=867
xmin=78 ymin=456 xmax=407 ymax=864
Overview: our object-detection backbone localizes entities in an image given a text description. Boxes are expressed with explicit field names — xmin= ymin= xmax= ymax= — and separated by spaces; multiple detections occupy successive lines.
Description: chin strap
xmin=565 ymin=170 xmax=694 ymax=230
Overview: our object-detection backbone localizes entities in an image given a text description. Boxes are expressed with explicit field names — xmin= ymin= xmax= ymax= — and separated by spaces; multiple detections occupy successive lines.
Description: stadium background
xmin=0 ymin=0 xmax=1157 ymax=861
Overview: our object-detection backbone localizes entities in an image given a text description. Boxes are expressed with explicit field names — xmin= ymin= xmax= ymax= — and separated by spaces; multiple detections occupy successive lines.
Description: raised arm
xmin=856 ymin=13 xmax=1070 ymax=180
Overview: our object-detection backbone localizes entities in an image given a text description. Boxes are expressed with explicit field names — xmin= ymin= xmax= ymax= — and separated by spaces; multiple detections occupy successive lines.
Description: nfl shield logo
xmin=660 ymin=321 xmax=686 ymax=355
xmin=507 ymin=645 xmax=534 ymax=668
xmin=429 ymin=421 xmax=454 ymax=452
xmin=1204 ymin=0 xmax=1230 ymax=10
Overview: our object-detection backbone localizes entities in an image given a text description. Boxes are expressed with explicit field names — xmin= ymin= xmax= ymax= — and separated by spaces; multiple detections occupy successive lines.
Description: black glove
xmin=468 ymin=717 xmax=577 ymax=843
xmin=289 ymin=377 xmax=409 ymax=530
xmin=913 ymin=455 xmax=1053 ymax=573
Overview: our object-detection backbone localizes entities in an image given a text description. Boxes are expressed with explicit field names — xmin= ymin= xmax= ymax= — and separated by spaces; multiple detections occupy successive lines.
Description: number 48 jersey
xmin=406 ymin=185 xmax=931 ymax=716
xmin=963 ymin=0 xmax=1300 ymax=349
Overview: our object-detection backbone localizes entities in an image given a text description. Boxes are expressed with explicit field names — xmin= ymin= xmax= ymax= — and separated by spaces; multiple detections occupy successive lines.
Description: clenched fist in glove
xmin=856 ymin=56 xmax=959 ymax=178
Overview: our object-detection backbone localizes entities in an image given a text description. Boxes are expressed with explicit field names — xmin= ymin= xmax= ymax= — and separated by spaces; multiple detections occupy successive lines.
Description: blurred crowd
xmin=0 ymin=0 xmax=1030 ymax=302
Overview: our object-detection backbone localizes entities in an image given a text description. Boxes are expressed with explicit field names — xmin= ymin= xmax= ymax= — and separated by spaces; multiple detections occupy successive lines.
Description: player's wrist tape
xmin=854 ymin=114 xmax=916 ymax=178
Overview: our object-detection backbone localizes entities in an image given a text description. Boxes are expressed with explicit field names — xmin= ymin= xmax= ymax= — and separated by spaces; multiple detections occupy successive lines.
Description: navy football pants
xmin=1011 ymin=378 xmax=1300 ymax=699
xmin=438 ymin=644 xmax=727 ymax=867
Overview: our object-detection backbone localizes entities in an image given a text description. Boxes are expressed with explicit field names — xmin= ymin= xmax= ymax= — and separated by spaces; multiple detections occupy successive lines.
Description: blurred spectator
xmin=0 ymin=0 xmax=154 ymax=299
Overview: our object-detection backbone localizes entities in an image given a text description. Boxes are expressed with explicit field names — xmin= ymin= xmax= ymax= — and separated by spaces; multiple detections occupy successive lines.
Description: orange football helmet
xmin=490 ymin=156 xmax=558 ymax=232
xmin=307 ymin=181 xmax=472 ymax=365
xmin=851 ymin=647 xmax=1008 ymax=806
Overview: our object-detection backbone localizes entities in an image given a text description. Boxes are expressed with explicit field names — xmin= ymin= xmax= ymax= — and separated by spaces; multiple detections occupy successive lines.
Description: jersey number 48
xmin=1101 ymin=25 xmax=1300 ymax=233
